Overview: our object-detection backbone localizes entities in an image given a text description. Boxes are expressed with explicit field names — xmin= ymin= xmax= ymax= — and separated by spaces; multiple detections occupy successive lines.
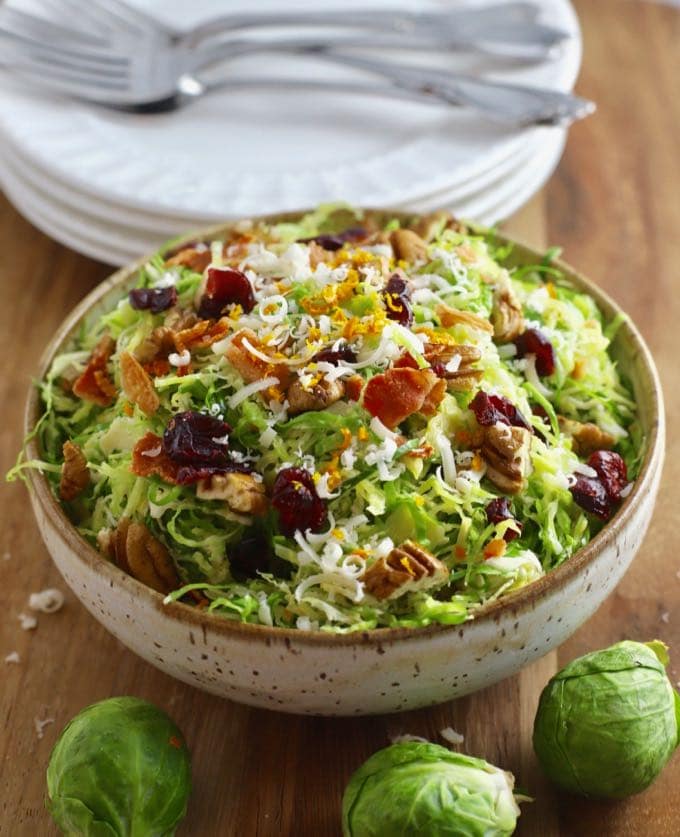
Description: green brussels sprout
xmin=533 ymin=640 xmax=680 ymax=799
xmin=342 ymin=741 xmax=523 ymax=837
xmin=46 ymin=697 xmax=191 ymax=836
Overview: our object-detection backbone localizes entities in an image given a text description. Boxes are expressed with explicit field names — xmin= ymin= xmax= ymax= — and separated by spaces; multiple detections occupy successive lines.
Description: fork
xmin=22 ymin=0 xmax=570 ymax=58
xmin=0 ymin=5 xmax=594 ymax=127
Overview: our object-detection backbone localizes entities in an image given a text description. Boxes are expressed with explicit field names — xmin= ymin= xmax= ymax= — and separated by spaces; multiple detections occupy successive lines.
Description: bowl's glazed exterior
xmin=25 ymin=210 xmax=665 ymax=716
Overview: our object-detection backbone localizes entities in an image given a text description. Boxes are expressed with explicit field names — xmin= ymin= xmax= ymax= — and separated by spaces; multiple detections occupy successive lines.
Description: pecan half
xmin=196 ymin=473 xmax=268 ymax=516
xmin=412 ymin=210 xmax=453 ymax=243
xmin=119 ymin=351 xmax=160 ymax=416
xmin=436 ymin=303 xmax=494 ymax=335
xmin=287 ymin=377 xmax=345 ymax=415
xmin=164 ymin=308 xmax=200 ymax=333
xmin=104 ymin=518 xmax=179 ymax=595
xmin=390 ymin=229 xmax=428 ymax=264
xmin=72 ymin=335 xmax=116 ymax=406
xmin=165 ymin=245 xmax=211 ymax=273
xmin=59 ymin=441 xmax=89 ymax=501
xmin=491 ymin=283 xmax=524 ymax=343
xmin=558 ymin=416 xmax=616 ymax=457
xmin=480 ymin=424 xmax=532 ymax=494
xmin=362 ymin=540 xmax=448 ymax=601
xmin=424 ymin=343 xmax=483 ymax=392
xmin=134 ymin=326 xmax=176 ymax=364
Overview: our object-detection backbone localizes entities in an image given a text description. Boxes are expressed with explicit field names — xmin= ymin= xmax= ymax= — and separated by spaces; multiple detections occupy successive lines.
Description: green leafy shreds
xmin=16 ymin=207 xmax=640 ymax=632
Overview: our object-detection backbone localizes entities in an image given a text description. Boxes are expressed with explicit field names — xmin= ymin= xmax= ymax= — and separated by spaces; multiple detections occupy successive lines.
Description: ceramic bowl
xmin=25 ymin=210 xmax=665 ymax=716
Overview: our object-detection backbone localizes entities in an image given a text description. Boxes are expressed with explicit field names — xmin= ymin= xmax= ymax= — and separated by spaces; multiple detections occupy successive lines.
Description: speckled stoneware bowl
xmin=25 ymin=210 xmax=664 ymax=716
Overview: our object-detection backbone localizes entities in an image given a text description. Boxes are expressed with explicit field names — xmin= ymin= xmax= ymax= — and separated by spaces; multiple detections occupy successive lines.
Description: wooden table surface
xmin=2 ymin=1 xmax=679 ymax=834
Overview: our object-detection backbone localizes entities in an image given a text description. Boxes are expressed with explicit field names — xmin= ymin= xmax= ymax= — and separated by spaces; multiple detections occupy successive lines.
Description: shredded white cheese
xmin=440 ymin=726 xmax=465 ymax=745
xmin=18 ymin=613 xmax=37 ymax=631
xmin=34 ymin=717 xmax=55 ymax=739
xmin=435 ymin=434 xmax=457 ymax=486
xmin=5 ymin=651 xmax=20 ymax=664
xmin=168 ymin=349 xmax=191 ymax=368
xmin=28 ymin=589 xmax=64 ymax=614
xmin=228 ymin=376 xmax=280 ymax=408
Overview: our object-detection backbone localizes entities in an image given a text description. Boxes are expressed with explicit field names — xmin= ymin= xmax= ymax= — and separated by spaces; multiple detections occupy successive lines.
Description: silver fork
xmin=26 ymin=0 xmax=570 ymax=57
xmin=0 ymin=6 xmax=594 ymax=127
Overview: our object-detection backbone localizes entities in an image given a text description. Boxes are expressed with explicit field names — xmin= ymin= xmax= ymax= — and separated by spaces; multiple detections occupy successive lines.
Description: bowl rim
xmin=24 ymin=209 xmax=665 ymax=648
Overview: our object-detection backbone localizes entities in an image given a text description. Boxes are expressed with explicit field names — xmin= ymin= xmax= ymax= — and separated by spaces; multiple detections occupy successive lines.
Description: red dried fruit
xmin=570 ymin=476 xmax=612 ymax=520
xmin=228 ymin=533 xmax=272 ymax=580
xmin=485 ymin=497 xmax=522 ymax=542
xmin=363 ymin=367 xmax=444 ymax=428
xmin=587 ymin=450 xmax=628 ymax=501
xmin=382 ymin=273 xmax=413 ymax=326
xmin=129 ymin=286 xmax=178 ymax=314
xmin=300 ymin=227 xmax=366 ymax=251
xmin=514 ymin=328 xmax=556 ymax=377
xmin=313 ymin=344 xmax=358 ymax=365
xmin=469 ymin=391 xmax=530 ymax=430
xmin=163 ymin=411 xmax=231 ymax=467
xmin=198 ymin=267 xmax=255 ymax=318
xmin=271 ymin=467 xmax=327 ymax=535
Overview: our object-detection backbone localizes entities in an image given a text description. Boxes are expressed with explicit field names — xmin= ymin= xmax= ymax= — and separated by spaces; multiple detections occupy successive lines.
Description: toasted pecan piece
xmin=424 ymin=343 xmax=483 ymax=392
xmin=120 ymin=351 xmax=160 ymax=416
xmin=436 ymin=303 xmax=494 ymax=335
xmin=72 ymin=335 xmax=116 ymax=406
xmin=196 ymin=473 xmax=268 ymax=516
xmin=59 ymin=441 xmax=90 ymax=501
xmin=134 ymin=326 xmax=176 ymax=364
xmin=287 ymin=377 xmax=345 ymax=415
xmin=491 ymin=284 xmax=524 ymax=343
xmin=481 ymin=424 xmax=532 ymax=494
xmin=558 ymin=416 xmax=616 ymax=457
xmin=412 ymin=210 xmax=453 ymax=243
xmin=104 ymin=518 xmax=179 ymax=594
xmin=390 ymin=229 xmax=428 ymax=263
xmin=165 ymin=245 xmax=211 ymax=273
xmin=362 ymin=540 xmax=448 ymax=601
xmin=125 ymin=521 xmax=179 ymax=594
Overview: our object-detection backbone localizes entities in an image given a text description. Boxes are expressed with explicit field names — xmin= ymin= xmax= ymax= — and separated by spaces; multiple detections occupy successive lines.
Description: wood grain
xmin=1 ymin=1 xmax=679 ymax=834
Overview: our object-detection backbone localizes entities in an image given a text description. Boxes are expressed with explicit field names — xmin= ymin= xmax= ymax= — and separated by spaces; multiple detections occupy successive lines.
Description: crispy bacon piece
xmin=363 ymin=367 xmax=445 ymax=429
xmin=72 ymin=335 xmax=116 ymax=406
xmin=131 ymin=432 xmax=179 ymax=483
xmin=174 ymin=317 xmax=231 ymax=352
xmin=120 ymin=351 xmax=159 ymax=416
xmin=225 ymin=329 xmax=292 ymax=388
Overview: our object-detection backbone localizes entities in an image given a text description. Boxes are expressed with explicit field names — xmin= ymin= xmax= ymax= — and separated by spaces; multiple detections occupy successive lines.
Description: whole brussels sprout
xmin=533 ymin=640 xmax=680 ymax=799
xmin=46 ymin=697 xmax=191 ymax=836
xmin=342 ymin=741 xmax=523 ymax=837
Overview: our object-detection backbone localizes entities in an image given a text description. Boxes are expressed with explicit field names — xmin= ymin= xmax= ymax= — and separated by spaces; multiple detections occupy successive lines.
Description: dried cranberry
xmin=382 ymin=273 xmax=413 ymax=326
xmin=514 ymin=328 xmax=556 ymax=377
xmin=198 ymin=267 xmax=255 ymax=318
xmin=162 ymin=411 xmax=231 ymax=467
xmin=300 ymin=227 xmax=366 ymax=251
xmin=313 ymin=344 xmax=358 ymax=365
xmin=469 ymin=391 xmax=530 ymax=430
xmin=228 ymin=533 xmax=272 ymax=580
xmin=570 ymin=476 xmax=612 ymax=520
xmin=588 ymin=450 xmax=628 ymax=502
xmin=485 ymin=497 xmax=522 ymax=541
xmin=271 ymin=467 xmax=327 ymax=536
xmin=129 ymin=286 xmax=177 ymax=314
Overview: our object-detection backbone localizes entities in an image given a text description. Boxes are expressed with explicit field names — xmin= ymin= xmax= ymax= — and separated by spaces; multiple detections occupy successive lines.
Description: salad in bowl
xmin=22 ymin=206 xmax=641 ymax=634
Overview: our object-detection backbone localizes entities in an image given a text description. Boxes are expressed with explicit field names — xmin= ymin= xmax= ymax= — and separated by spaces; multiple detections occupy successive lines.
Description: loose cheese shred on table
xmin=28 ymin=588 xmax=65 ymax=614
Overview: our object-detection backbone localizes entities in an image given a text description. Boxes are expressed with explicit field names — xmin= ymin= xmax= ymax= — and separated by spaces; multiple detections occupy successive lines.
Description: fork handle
xmin=182 ymin=3 xmax=565 ymax=48
xmin=312 ymin=51 xmax=594 ymax=127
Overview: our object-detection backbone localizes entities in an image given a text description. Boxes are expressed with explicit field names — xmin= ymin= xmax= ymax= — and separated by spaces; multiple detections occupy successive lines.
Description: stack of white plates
xmin=0 ymin=0 xmax=581 ymax=265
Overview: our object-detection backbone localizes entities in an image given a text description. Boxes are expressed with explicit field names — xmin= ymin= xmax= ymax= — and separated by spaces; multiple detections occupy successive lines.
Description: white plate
xmin=3 ymin=120 xmax=560 ymax=241
xmin=0 ymin=124 xmax=566 ymax=265
xmin=0 ymin=0 xmax=581 ymax=219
